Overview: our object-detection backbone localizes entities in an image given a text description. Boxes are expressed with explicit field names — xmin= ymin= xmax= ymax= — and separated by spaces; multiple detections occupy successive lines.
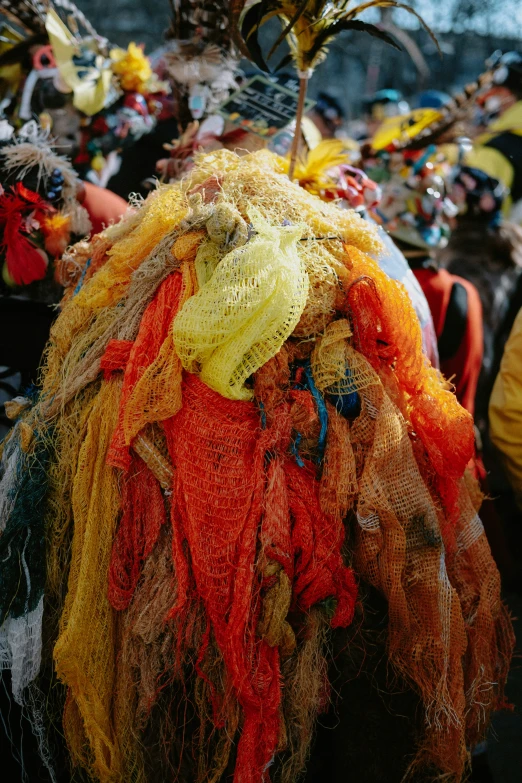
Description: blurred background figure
xmin=306 ymin=91 xmax=345 ymax=141
xmin=467 ymin=51 xmax=522 ymax=222
xmin=361 ymin=88 xmax=410 ymax=139
xmin=490 ymin=306 xmax=522 ymax=510
xmin=440 ymin=164 xmax=522 ymax=440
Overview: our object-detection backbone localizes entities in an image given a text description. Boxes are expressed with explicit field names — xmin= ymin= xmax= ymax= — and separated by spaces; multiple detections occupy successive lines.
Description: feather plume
xmin=230 ymin=1 xmax=439 ymax=180
xmin=232 ymin=0 xmax=439 ymax=75
xmin=279 ymin=138 xmax=347 ymax=195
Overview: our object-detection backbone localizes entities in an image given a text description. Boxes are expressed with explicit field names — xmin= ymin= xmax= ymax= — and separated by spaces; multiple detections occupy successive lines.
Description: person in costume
xmin=0 ymin=142 xmax=513 ymax=783
xmin=0 ymin=1 xmax=164 ymax=204
xmin=440 ymin=165 xmax=522 ymax=436
xmin=467 ymin=51 xmax=522 ymax=221
xmin=0 ymin=116 xmax=95 ymax=437
xmin=0 ymin=5 xmax=514 ymax=783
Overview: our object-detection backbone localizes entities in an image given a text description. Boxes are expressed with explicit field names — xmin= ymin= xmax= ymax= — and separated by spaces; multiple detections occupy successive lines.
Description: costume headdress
xmin=370 ymin=65 xmax=501 ymax=155
xmin=0 ymin=147 xmax=513 ymax=783
xmin=0 ymin=115 xmax=90 ymax=288
xmin=0 ymin=1 xmax=167 ymax=185
xmin=158 ymin=0 xmax=240 ymax=127
xmin=364 ymin=83 xmax=497 ymax=251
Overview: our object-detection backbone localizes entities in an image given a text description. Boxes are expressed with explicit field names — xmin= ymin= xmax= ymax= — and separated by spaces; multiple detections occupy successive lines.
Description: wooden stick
xmin=288 ymin=75 xmax=308 ymax=181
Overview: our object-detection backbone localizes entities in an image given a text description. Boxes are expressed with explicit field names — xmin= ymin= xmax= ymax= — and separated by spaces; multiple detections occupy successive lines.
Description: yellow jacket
xmin=490 ymin=306 xmax=522 ymax=505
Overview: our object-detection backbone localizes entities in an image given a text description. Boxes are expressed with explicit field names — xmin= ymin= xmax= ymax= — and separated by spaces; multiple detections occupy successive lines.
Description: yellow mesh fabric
xmin=194 ymin=239 xmax=221 ymax=288
xmin=42 ymin=188 xmax=187 ymax=393
xmin=311 ymin=318 xmax=380 ymax=396
xmin=173 ymin=210 xmax=309 ymax=400
xmin=45 ymin=385 xmax=100 ymax=599
xmin=53 ymin=378 xmax=123 ymax=782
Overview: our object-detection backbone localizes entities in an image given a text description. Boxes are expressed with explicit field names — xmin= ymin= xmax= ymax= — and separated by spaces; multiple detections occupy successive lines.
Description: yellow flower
xmin=110 ymin=42 xmax=152 ymax=93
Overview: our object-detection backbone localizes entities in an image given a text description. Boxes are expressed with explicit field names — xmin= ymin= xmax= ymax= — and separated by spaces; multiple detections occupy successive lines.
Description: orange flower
xmin=41 ymin=212 xmax=72 ymax=257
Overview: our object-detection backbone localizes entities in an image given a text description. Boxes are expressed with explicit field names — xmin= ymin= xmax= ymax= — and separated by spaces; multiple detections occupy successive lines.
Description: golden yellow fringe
xmin=54 ymin=378 xmax=124 ymax=782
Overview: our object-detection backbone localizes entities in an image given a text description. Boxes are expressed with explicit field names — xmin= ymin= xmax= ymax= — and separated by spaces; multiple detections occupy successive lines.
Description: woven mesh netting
xmin=0 ymin=149 xmax=513 ymax=783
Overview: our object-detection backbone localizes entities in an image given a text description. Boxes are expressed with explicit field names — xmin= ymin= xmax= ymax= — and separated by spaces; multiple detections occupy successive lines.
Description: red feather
xmin=3 ymin=213 xmax=48 ymax=285
xmin=15 ymin=182 xmax=48 ymax=208
xmin=0 ymin=189 xmax=48 ymax=285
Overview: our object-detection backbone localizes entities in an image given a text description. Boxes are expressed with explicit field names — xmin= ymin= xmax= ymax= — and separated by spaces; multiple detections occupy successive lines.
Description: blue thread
xmin=303 ymin=362 xmax=328 ymax=462
xmin=327 ymin=365 xmax=360 ymax=418
xmin=73 ymin=257 xmax=92 ymax=296
xmin=259 ymin=400 xmax=267 ymax=429
xmin=290 ymin=433 xmax=305 ymax=467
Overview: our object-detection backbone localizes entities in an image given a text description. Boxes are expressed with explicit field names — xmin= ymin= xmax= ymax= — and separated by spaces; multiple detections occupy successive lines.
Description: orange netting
xmin=344 ymin=245 xmax=475 ymax=535
xmin=108 ymin=453 xmax=166 ymax=611
xmin=107 ymin=266 xmax=193 ymax=470
xmin=163 ymin=370 xmax=356 ymax=783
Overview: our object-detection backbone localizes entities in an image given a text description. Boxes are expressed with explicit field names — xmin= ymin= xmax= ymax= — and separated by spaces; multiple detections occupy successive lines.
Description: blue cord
xmin=290 ymin=433 xmax=305 ymax=467
xmin=258 ymin=400 xmax=267 ymax=429
xmin=303 ymin=362 xmax=328 ymax=462
xmin=73 ymin=257 xmax=92 ymax=296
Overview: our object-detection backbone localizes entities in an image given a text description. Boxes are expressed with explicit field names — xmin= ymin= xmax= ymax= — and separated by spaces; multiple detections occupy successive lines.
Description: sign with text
xmin=217 ymin=75 xmax=314 ymax=138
